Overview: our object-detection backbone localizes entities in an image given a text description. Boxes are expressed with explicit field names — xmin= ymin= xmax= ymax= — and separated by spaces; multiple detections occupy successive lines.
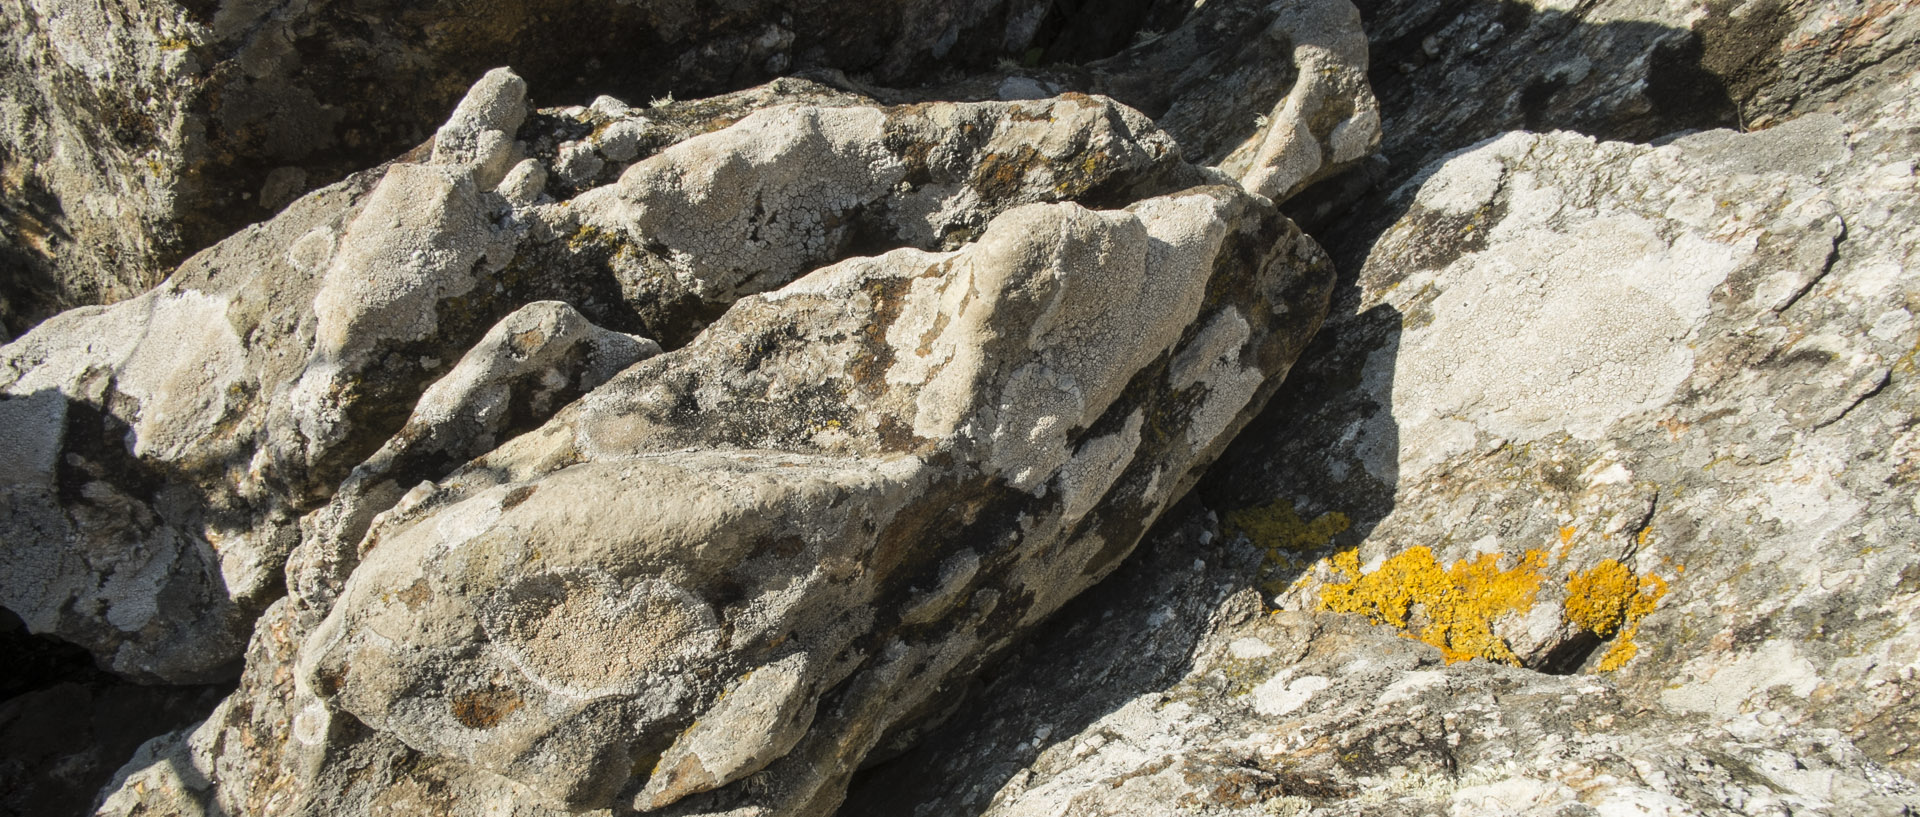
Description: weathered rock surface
xmin=1219 ymin=81 xmax=1920 ymax=772
xmin=0 ymin=66 xmax=1264 ymax=683
xmin=6 ymin=0 xmax=1919 ymax=815
xmin=861 ymin=579 xmax=1920 ymax=816
xmin=902 ymin=0 xmax=1380 ymax=203
xmin=46 ymin=38 xmax=1343 ymax=812
xmin=0 ymin=0 xmax=1065 ymax=333
xmin=1287 ymin=0 xmax=1920 ymax=245
xmin=0 ymin=0 xmax=1378 ymax=341
xmin=854 ymin=61 xmax=1920 ymax=817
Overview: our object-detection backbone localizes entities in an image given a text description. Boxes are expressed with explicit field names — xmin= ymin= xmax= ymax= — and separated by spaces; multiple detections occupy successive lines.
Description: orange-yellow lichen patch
xmin=1564 ymin=559 xmax=1668 ymax=671
xmin=1318 ymin=546 xmax=1549 ymax=665
xmin=1226 ymin=500 xmax=1351 ymax=597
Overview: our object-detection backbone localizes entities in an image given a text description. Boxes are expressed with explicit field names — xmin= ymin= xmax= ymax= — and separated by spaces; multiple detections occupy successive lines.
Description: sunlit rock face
xmin=7 ymin=0 xmax=1920 ymax=814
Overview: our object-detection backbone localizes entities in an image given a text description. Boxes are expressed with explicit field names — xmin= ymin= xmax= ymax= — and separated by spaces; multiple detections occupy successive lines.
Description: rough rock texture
xmin=3 ymin=65 xmax=1299 ymax=683
xmin=0 ymin=0 xmax=1066 ymax=333
xmin=903 ymin=0 xmax=1380 ymax=203
xmin=51 ymin=35 xmax=1346 ymax=811
xmin=1218 ymin=84 xmax=1920 ymax=773
xmin=1365 ymin=0 xmax=1918 ymax=160
xmin=0 ymin=0 xmax=1379 ymax=340
xmin=861 ymin=582 xmax=1920 ymax=816
xmin=1286 ymin=0 xmax=1920 ymax=243
xmin=7 ymin=0 xmax=1920 ymax=814
xmin=852 ymin=60 xmax=1920 ymax=817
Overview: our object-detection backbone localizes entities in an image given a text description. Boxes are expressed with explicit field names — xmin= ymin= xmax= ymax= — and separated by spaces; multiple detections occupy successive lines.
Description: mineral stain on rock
xmin=2 ymin=0 xmax=1918 ymax=814
xmin=450 ymin=686 xmax=525 ymax=729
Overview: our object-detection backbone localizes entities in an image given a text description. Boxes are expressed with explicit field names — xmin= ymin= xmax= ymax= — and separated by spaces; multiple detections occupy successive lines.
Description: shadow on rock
xmin=0 ymin=611 xmax=229 ymax=817
xmin=831 ymin=0 xmax=1833 ymax=810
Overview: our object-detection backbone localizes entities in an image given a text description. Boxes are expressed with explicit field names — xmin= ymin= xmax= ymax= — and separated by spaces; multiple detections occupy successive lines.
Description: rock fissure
xmin=3 ymin=0 xmax=1919 ymax=815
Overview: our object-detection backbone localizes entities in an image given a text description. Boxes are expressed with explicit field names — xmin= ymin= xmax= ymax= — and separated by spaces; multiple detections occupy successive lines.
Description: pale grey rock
xmin=1289 ymin=0 xmax=1920 ymax=238
xmin=94 ymin=598 xmax=580 ymax=817
xmin=0 ymin=71 xmax=561 ymax=682
xmin=0 ymin=0 xmax=1096 ymax=334
xmin=544 ymin=91 xmax=1197 ymax=347
xmin=1204 ymin=72 xmax=1920 ymax=778
xmin=1 ymin=69 xmax=1209 ymax=683
xmin=957 ymin=603 xmax=1920 ymax=817
xmin=847 ymin=511 xmax=1920 ymax=817
xmin=903 ymin=0 xmax=1382 ymax=204
xmin=78 ymin=58 xmax=1340 ymax=815
xmin=295 ymin=185 xmax=1330 ymax=813
xmin=844 ymin=59 xmax=1920 ymax=817
xmin=95 ymin=189 xmax=1331 ymax=812
xmin=285 ymin=300 xmax=659 ymax=628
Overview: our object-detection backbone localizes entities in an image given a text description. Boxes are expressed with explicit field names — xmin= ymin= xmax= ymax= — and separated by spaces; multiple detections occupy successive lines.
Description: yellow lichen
xmin=1225 ymin=500 xmax=1350 ymax=597
xmin=1564 ymin=559 xmax=1668 ymax=672
xmin=1318 ymin=546 xmax=1549 ymax=665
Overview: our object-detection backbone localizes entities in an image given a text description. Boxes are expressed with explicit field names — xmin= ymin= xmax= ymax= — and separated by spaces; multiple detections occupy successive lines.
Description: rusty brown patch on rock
xmin=450 ymin=686 xmax=524 ymax=729
xmin=395 ymin=578 xmax=431 ymax=611
xmin=502 ymin=484 xmax=538 ymax=511
xmin=970 ymin=146 xmax=1045 ymax=201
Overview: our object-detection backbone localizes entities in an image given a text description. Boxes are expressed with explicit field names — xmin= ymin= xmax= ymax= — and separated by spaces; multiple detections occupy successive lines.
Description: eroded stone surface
xmin=294 ymin=185 xmax=1329 ymax=812
xmin=0 ymin=0 xmax=1113 ymax=334
xmin=904 ymin=595 xmax=1920 ymax=816
xmin=0 ymin=70 xmax=1222 ymax=684
xmin=1206 ymin=74 xmax=1920 ymax=777
xmin=73 ymin=57 xmax=1338 ymax=815
xmin=839 ymin=56 xmax=1920 ymax=817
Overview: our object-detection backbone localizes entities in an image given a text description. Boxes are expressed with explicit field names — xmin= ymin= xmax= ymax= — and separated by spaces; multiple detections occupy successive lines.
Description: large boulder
xmin=296 ymin=180 xmax=1330 ymax=813
xmin=0 ymin=0 xmax=1058 ymax=332
xmin=837 ymin=71 xmax=1920 ymax=816
xmin=0 ymin=0 xmax=1381 ymax=340
xmin=1207 ymin=70 xmax=1920 ymax=778
xmin=0 ymin=67 xmax=1237 ymax=682
xmin=72 ymin=53 xmax=1342 ymax=813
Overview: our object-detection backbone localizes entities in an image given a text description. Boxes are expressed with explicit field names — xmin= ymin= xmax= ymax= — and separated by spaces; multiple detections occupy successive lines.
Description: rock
xmin=20 ymin=1 xmax=1918 ymax=815
xmin=285 ymin=300 xmax=660 ymax=628
xmin=903 ymin=0 xmax=1381 ymax=203
xmin=1201 ymin=72 xmax=1920 ymax=777
xmin=293 ymin=182 xmax=1329 ymax=813
xmin=866 ymin=586 xmax=1920 ymax=816
xmin=0 ymin=0 xmax=1386 ymax=337
xmin=74 ymin=51 xmax=1338 ymax=812
xmin=0 ymin=610 xmax=227 ymax=817
xmin=559 ymin=91 xmax=1198 ymax=346
xmin=1289 ymin=0 xmax=1920 ymax=243
xmin=0 ymin=680 xmax=226 ymax=817
xmin=0 ymin=69 xmax=1219 ymax=683
xmin=0 ymin=0 xmax=1196 ymax=335
xmin=842 ymin=41 xmax=1920 ymax=817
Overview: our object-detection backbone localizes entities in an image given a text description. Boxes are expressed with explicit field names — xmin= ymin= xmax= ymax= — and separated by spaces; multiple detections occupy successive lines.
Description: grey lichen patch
xmin=289 ymin=180 xmax=1330 ymax=812
xmin=483 ymin=571 xmax=721 ymax=696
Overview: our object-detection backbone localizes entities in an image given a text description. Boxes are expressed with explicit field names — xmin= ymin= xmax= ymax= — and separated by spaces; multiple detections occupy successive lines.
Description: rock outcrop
xmin=13 ymin=17 xmax=1355 ymax=805
xmin=1 ymin=0 xmax=1054 ymax=333
xmin=857 ymin=576 xmax=1920 ymax=815
xmin=848 ymin=40 xmax=1920 ymax=817
xmin=2 ymin=63 xmax=1319 ymax=684
xmin=0 ymin=0 xmax=1378 ymax=341
xmin=1218 ymin=78 xmax=1920 ymax=769
xmin=3 ymin=0 xmax=1918 ymax=814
